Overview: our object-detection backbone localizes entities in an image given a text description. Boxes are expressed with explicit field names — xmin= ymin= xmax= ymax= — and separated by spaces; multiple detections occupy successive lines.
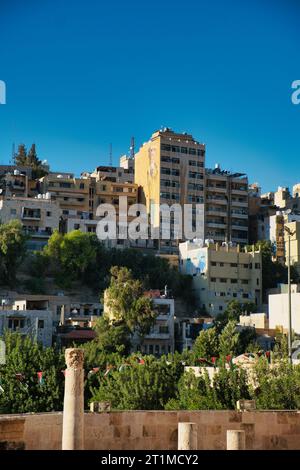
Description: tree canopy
xmin=0 ymin=220 xmax=27 ymax=286
xmin=14 ymin=143 xmax=49 ymax=178
xmin=104 ymin=266 xmax=157 ymax=338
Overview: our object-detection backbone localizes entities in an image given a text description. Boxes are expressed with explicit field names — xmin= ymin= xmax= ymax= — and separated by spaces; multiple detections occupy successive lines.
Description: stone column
xmin=178 ymin=422 xmax=197 ymax=450
xmin=226 ymin=430 xmax=245 ymax=450
xmin=62 ymin=348 xmax=84 ymax=450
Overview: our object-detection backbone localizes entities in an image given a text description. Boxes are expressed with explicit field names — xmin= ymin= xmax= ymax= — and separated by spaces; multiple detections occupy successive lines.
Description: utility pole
xmin=284 ymin=225 xmax=296 ymax=364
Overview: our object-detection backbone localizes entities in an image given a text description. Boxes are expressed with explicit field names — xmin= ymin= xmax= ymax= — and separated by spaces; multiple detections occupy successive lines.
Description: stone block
xmin=236 ymin=399 xmax=256 ymax=411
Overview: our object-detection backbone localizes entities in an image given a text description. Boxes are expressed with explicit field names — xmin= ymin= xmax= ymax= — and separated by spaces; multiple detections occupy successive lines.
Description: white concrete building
xmin=179 ymin=240 xmax=262 ymax=316
xmin=0 ymin=309 xmax=53 ymax=347
xmin=139 ymin=294 xmax=175 ymax=356
xmin=0 ymin=196 xmax=61 ymax=250
xmin=269 ymin=292 xmax=300 ymax=334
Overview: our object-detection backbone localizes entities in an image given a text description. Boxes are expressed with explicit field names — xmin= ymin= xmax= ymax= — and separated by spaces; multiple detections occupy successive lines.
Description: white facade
xmin=0 ymin=196 xmax=61 ymax=250
xmin=0 ymin=309 xmax=53 ymax=347
xmin=179 ymin=240 xmax=262 ymax=316
xmin=130 ymin=297 xmax=175 ymax=356
xmin=269 ymin=293 xmax=300 ymax=334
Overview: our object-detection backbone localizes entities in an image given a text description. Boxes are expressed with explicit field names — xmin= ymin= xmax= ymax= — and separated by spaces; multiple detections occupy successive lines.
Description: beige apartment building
xmin=39 ymin=172 xmax=138 ymax=236
xmin=134 ymin=128 xmax=206 ymax=252
xmin=0 ymin=195 xmax=61 ymax=250
xmin=179 ymin=240 xmax=262 ymax=316
xmin=205 ymin=164 xmax=249 ymax=245
xmin=89 ymin=165 xmax=134 ymax=184
xmin=284 ymin=221 xmax=300 ymax=276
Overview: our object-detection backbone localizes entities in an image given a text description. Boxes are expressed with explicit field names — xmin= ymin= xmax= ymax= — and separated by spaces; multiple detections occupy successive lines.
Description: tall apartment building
xmin=179 ymin=240 xmax=262 ymax=316
xmin=134 ymin=128 xmax=205 ymax=252
xmin=205 ymin=164 xmax=249 ymax=246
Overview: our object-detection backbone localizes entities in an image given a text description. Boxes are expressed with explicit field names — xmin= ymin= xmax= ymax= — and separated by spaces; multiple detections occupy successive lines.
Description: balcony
xmin=206 ymin=185 xmax=227 ymax=192
xmin=23 ymin=228 xmax=53 ymax=238
xmin=206 ymin=197 xmax=227 ymax=204
xmin=231 ymin=200 xmax=248 ymax=207
xmin=231 ymin=211 xmax=248 ymax=219
xmin=206 ymin=222 xmax=226 ymax=229
xmin=21 ymin=208 xmax=41 ymax=220
xmin=231 ymin=224 xmax=248 ymax=231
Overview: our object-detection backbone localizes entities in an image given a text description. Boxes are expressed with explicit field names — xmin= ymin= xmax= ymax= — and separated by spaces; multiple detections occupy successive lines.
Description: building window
xmin=211 ymin=277 xmax=216 ymax=282
xmin=171 ymin=145 xmax=180 ymax=153
xmin=10 ymin=209 xmax=17 ymax=215
xmin=79 ymin=183 xmax=84 ymax=189
xmin=255 ymin=263 xmax=261 ymax=269
xmin=161 ymin=144 xmax=171 ymax=152
xmin=180 ymin=147 xmax=187 ymax=154
xmin=220 ymin=278 xmax=227 ymax=283
xmin=242 ymin=280 xmax=249 ymax=285
xmin=211 ymin=262 xmax=216 ymax=266
xmin=159 ymin=326 xmax=169 ymax=334
xmin=38 ymin=320 xmax=44 ymax=329
xmin=231 ymin=279 xmax=238 ymax=284
xmin=63 ymin=210 xmax=69 ymax=215
xmin=231 ymin=263 xmax=237 ymax=267
xmin=188 ymin=148 xmax=196 ymax=155
xmin=46 ymin=211 xmax=51 ymax=217
xmin=74 ymin=224 xmax=80 ymax=230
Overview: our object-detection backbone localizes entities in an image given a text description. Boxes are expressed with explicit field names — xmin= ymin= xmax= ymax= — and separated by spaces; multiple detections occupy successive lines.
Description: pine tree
xmin=14 ymin=144 xmax=27 ymax=166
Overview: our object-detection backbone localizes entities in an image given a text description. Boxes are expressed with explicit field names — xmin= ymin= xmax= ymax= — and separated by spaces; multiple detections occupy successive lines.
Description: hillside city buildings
xmin=1 ymin=127 xmax=300 ymax=352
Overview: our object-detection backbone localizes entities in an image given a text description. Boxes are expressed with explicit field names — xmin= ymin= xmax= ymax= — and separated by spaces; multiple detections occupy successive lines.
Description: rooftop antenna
xmin=109 ymin=143 xmax=113 ymax=166
xmin=129 ymin=136 xmax=135 ymax=160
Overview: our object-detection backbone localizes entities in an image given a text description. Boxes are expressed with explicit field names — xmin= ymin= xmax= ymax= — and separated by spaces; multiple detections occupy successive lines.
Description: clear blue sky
xmin=0 ymin=0 xmax=299 ymax=192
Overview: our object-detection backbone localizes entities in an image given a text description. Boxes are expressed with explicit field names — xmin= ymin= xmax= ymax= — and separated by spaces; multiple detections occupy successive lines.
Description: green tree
xmin=0 ymin=332 xmax=65 ymax=414
xmin=216 ymin=300 xmax=257 ymax=328
xmin=165 ymin=366 xmax=250 ymax=410
xmin=14 ymin=144 xmax=27 ymax=166
xmin=14 ymin=143 xmax=49 ymax=177
xmin=251 ymin=359 xmax=300 ymax=409
xmin=193 ymin=327 xmax=219 ymax=360
xmin=43 ymin=230 xmax=97 ymax=286
xmin=0 ymin=220 xmax=27 ymax=286
xmin=165 ymin=369 xmax=222 ymax=410
xmin=105 ymin=266 xmax=156 ymax=337
xmin=90 ymin=355 xmax=183 ymax=410
xmin=218 ymin=321 xmax=240 ymax=357
xmin=91 ymin=317 xmax=131 ymax=355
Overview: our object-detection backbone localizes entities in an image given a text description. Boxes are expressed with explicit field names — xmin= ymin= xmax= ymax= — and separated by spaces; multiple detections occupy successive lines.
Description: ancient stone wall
xmin=1 ymin=410 xmax=300 ymax=450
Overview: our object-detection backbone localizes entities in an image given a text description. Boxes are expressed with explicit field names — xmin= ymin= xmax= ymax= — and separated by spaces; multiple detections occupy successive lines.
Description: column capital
xmin=65 ymin=348 xmax=84 ymax=369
